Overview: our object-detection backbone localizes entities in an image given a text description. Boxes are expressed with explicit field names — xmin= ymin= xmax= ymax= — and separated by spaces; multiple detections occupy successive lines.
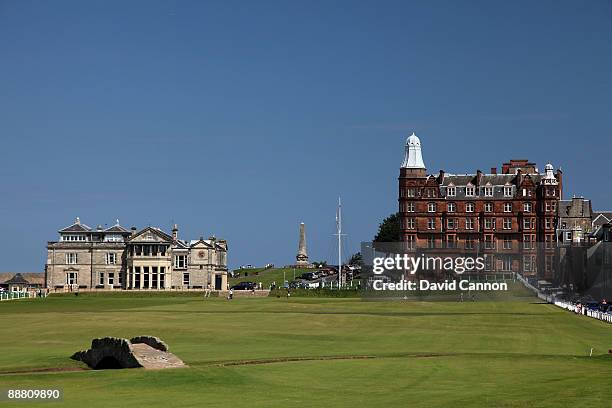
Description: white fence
xmin=516 ymin=274 xmax=612 ymax=325
xmin=0 ymin=291 xmax=34 ymax=301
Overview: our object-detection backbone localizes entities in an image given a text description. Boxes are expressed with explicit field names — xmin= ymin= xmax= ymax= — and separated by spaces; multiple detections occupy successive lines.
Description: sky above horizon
xmin=1 ymin=0 xmax=611 ymax=271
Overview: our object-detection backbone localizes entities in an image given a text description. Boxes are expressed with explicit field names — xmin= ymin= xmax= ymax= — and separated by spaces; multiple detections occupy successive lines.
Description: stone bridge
xmin=71 ymin=336 xmax=186 ymax=370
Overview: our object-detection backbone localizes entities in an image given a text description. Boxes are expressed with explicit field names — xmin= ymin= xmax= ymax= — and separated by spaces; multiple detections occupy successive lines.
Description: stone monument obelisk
xmin=295 ymin=222 xmax=309 ymax=267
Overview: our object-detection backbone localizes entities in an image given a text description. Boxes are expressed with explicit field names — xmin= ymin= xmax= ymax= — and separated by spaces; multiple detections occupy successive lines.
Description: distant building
xmin=45 ymin=218 xmax=228 ymax=291
xmin=557 ymin=197 xmax=594 ymax=245
xmin=0 ymin=273 xmax=44 ymax=292
xmin=592 ymin=211 xmax=612 ymax=230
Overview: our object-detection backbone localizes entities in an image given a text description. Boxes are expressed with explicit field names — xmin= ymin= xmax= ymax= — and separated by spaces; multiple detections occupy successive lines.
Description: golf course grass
xmin=1 ymin=291 xmax=611 ymax=407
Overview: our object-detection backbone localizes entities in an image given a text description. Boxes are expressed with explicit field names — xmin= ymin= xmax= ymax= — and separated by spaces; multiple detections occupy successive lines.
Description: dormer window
xmin=484 ymin=186 xmax=493 ymax=197
xmin=465 ymin=185 xmax=475 ymax=196
xmin=447 ymin=186 xmax=456 ymax=197
xmin=62 ymin=234 xmax=87 ymax=242
xmin=503 ymin=186 xmax=512 ymax=197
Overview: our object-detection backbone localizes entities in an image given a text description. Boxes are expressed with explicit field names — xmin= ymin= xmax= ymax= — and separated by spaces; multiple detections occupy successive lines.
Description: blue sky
xmin=0 ymin=0 xmax=611 ymax=271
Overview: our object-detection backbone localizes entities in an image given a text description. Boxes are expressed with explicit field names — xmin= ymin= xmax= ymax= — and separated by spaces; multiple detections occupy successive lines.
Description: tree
xmin=374 ymin=212 xmax=400 ymax=242
xmin=347 ymin=252 xmax=363 ymax=268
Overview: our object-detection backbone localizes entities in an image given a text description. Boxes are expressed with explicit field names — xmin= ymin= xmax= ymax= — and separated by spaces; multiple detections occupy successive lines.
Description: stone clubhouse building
xmin=45 ymin=218 xmax=228 ymax=291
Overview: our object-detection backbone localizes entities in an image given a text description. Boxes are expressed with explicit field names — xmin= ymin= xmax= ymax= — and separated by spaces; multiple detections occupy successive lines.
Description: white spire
xmin=401 ymin=132 xmax=426 ymax=169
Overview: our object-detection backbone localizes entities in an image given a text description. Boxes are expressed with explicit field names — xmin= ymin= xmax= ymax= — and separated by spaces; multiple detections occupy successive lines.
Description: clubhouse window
xmin=485 ymin=202 xmax=493 ymax=212
xmin=66 ymin=272 xmax=77 ymax=285
xmin=105 ymin=252 xmax=116 ymax=265
xmin=465 ymin=185 xmax=475 ymax=196
xmin=465 ymin=202 xmax=475 ymax=212
xmin=447 ymin=186 xmax=456 ymax=197
xmin=174 ymin=255 xmax=187 ymax=269
xmin=99 ymin=272 xmax=105 ymax=286
xmin=504 ymin=202 xmax=512 ymax=212
xmin=66 ymin=253 xmax=77 ymax=265
xmin=447 ymin=202 xmax=456 ymax=212
xmin=484 ymin=186 xmax=493 ymax=197
xmin=427 ymin=202 xmax=436 ymax=212
xmin=503 ymin=186 xmax=513 ymax=197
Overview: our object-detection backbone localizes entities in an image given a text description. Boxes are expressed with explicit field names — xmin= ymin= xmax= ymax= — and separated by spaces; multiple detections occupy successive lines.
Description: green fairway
xmin=1 ymin=293 xmax=611 ymax=407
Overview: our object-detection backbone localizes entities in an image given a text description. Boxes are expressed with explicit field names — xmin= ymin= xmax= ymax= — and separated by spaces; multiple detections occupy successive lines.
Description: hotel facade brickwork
xmin=398 ymin=134 xmax=561 ymax=278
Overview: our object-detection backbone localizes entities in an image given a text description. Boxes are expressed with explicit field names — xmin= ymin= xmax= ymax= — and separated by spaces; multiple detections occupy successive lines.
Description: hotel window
xmin=447 ymin=186 xmax=456 ymax=197
xmin=445 ymin=235 xmax=457 ymax=249
xmin=484 ymin=235 xmax=495 ymax=249
xmin=545 ymin=234 xmax=555 ymax=249
xmin=485 ymin=202 xmax=493 ymax=212
xmin=66 ymin=272 xmax=77 ymax=285
xmin=503 ymin=186 xmax=513 ymax=197
xmin=545 ymin=255 xmax=554 ymax=272
xmin=484 ymin=218 xmax=495 ymax=230
xmin=66 ymin=253 xmax=77 ymax=265
xmin=427 ymin=202 xmax=436 ymax=212
xmin=465 ymin=185 xmax=475 ymax=196
xmin=523 ymin=255 xmax=535 ymax=272
xmin=503 ymin=202 xmax=512 ymax=212
xmin=503 ymin=236 xmax=512 ymax=250
xmin=406 ymin=218 xmax=415 ymax=229
xmin=108 ymin=273 xmax=115 ymax=286
xmin=465 ymin=202 xmax=475 ymax=212
xmin=99 ymin=272 xmax=105 ymax=286
xmin=465 ymin=218 xmax=474 ymax=230
xmin=484 ymin=186 xmax=493 ymax=197
xmin=183 ymin=273 xmax=190 ymax=286
xmin=405 ymin=235 xmax=416 ymax=249
xmin=447 ymin=202 xmax=456 ymax=212
xmin=427 ymin=218 xmax=436 ymax=230
xmin=465 ymin=237 xmax=475 ymax=250
xmin=174 ymin=254 xmax=187 ymax=269
xmin=523 ymin=202 xmax=532 ymax=213
xmin=501 ymin=256 xmax=512 ymax=271
xmin=427 ymin=236 xmax=436 ymax=249
xmin=503 ymin=218 xmax=512 ymax=230
xmin=447 ymin=218 xmax=458 ymax=230
xmin=523 ymin=234 xmax=534 ymax=249
xmin=105 ymin=252 xmax=116 ymax=265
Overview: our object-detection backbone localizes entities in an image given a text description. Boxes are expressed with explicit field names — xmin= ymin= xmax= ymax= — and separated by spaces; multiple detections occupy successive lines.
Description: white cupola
xmin=401 ymin=132 xmax=426 ymax=169
xmin=543 ymin=162 xmax=558 ymax=185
